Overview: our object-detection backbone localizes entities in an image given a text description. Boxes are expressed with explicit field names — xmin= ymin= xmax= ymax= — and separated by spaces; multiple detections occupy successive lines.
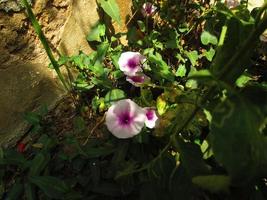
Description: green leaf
xmin=210 ymin=95 xmax=265 ymax=183
xmin=173 ymin=137 xmax=210 ymax=177
xmin=84 ymin=146 xmax=116 ymax=158
xmin=93 ymin=42 xmax=109 ymax=65
xmin=23 ymin=112 xmax=40 ymax=125
xmin=188 ymin=69 xmax=212 ymax=78
xmin=175 ymin=64 xmax=187 ymax=77
xmin=97 ymin=0 xmax=121 ymax=25
xmin=203 ymin=47 xmax=216 ymax=62
xmin=0 ymin=149 xmax=27 ymax=168
xmin=29 ymin=153 xmax=50 ymax=176
xmin=192 ymin=175 xmax=231 ymax=193
xmin=29 ymin=176 xmax=70 ymax=199
xmin=24 ymin=182 xmax=37 ymax=200
xmin=156 ymin=96 xmax=168 ymax=115
xmin=137 ymin=20 xmax=146 ymax=32
xmin=185 ymin=79 xmax=198 ymax=89
xmin=104 ymin=89 xmax=126 ymax=105
xmin=235 ymin=74 xmax=252 ymax=87
xmin=7 ymin=182 xmax=24 ymax=200
xmin=148 ymin=53 xmax=175 ymax=82
xmin=210 ymin=17 xmax=255 ymax=83
xmin=87 ymin=22 xmax=106 ymax=42
xmin=165 ymin=29 xmax=180 ymax=49
xmin=185 ymin=50 xmax=199 ymax=66
xmin=200 ymin=31 xmax=218 ymax=45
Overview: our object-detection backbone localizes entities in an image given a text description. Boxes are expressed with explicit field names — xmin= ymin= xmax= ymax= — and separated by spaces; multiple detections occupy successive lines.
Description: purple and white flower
xmin=225 ymin=0 xmax=240 ymax=9
xmin=144 ymin=107 xmax=159 ymax=129
xmin=126 ymin=73 xmax=150 ymax=86
xmin=118 ymin=52 xmax=146 ymax=76
xmin=105 ymin=99 xmax=146 ymax=138
xmin=141 ymin=2 xmax=157 ymax=17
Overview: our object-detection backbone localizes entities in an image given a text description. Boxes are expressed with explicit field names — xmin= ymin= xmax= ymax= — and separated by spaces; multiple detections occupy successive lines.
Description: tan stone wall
xmin=0 ymin=0 xmax=132 ymax=146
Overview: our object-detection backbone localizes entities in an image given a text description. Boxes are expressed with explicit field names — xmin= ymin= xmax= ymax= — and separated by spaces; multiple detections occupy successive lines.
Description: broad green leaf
xmin=192 ymin=175 xmax=231 ymax=193
xmin=200 ymin=31 xmax=218 ymax=45
xmin=185 ymin=50 xmax=199 ymax=66
xmin=97 ymin=0 xmax=121 ymax=25
xmin=87 ymin=22 xmax=106 ymax=42
xmin=29 ymin=176 xmax=70 ymax=199
xmin=104 ymin=89 xmax=126 ymax=105
xmin=210 ymin=95 xmax=265 ymax=183
xmin=175 ymin=64 xmax=187 ymax=77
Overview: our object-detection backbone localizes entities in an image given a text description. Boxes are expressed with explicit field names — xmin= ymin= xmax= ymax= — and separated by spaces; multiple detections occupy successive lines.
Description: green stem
xmin=218 ymin=25 xmax=227 ymax=47
xmin=21 ymin=0 xmax=70 ymax=91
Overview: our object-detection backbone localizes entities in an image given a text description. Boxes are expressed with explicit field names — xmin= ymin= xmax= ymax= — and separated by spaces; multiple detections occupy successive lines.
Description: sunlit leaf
xmin=185 ymin=50 xmax=199 ymax=66
xmin=87 ymin=22 xmax=106 ymax=42
xmin=200 ymin=31 xmax=218 ymax=45
xmin=175 ymin=64 xmax=187 ymax=77
xmin=104 ymin=89 xmax=126 ymax=105
xmin=97 ymin=0 xmax=121 ymax=25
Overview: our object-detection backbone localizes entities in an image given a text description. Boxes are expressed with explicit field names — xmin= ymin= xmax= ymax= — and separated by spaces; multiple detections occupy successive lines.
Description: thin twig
xmin=83 ymin=114 xmax=106 ymax=146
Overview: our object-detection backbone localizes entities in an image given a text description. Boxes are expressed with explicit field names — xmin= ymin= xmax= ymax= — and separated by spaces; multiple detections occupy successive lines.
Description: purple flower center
xmin=146 ymin=110 xmax=154 ymax=120
xmin=129 ymin=76 xmax=145 ymax=83
xmin=127 ymin=58 xmax=139 ymax=69
xmin=145 ymin=4 xmax=152 ymax=14
xmin=118 ymin=112 xmax=133 ymax=126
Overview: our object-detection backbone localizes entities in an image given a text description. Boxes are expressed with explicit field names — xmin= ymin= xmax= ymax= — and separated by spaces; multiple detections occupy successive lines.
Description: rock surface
xmin=0 ymin=63 xmax=64 ymax=146
xmin=0 ymin=0 xmax=132 ymax=146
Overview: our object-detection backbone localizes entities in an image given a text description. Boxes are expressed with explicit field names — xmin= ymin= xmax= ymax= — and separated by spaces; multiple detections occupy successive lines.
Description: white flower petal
xmin=142 ymin=2 xmax=157 ymax=16
xmin=105 ymin=99 xmax=146 ymax=138
xmin=118 ymin=52 xmax=146 ymax=76
xmin=126 ymin=73 xmax=150 ymax=87
xmin=144 ymin=108 xmax=159 ymax=129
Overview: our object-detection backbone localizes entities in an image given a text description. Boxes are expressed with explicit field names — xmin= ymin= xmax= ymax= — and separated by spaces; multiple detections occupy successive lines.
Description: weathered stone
xmin=57 ymin=0 xmax=99 ymax=55
xmin=0 ymin=0 xmax=32 ymax=12
xmin=0 ymin=63 xmax=65 ymax=146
